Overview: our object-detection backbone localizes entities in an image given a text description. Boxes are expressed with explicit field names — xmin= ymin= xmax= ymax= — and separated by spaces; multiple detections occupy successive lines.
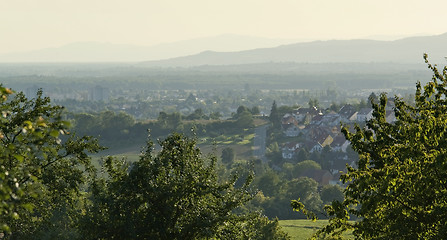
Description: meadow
xmin=279 ymin=219 xmax=354 ymax=239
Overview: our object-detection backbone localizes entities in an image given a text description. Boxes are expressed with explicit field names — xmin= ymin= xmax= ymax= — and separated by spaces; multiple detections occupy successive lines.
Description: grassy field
xmin=279 ymin=219 xmax=354 ymax=240
xmin=92 ymin=136 xmax=254 ymax=168
xmin=279 ymin=219 xmax=329 ymax=240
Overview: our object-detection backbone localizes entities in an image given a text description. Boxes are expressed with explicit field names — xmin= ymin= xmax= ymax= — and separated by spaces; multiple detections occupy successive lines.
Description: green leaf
xmin=13 ymin=154 xmax=24 ymax=162
xmin=50 ymin=129 xmax=59 ymax=137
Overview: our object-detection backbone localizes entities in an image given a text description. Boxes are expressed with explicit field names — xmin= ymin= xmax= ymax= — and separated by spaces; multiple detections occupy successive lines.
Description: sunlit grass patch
xmin=279 ymin=219 xmax=353 ymax=240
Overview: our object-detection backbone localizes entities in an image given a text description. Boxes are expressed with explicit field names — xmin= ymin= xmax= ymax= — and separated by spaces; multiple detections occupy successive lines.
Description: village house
xmin=321 ymin=112 xmax=342 ymax=126
xmin=357 ymin=108 xmax=373 ymax=122
xmin=299 ymin=169 xmax=333 ymax=185
xmin=386 ymin=110 xmax=396 ymax=123
xmin=330 ymin=134 xmax=350 ymax=152
xmin=282 ymin=114 xmax=300 ymax=137
xmin=284 ymin=125 xmax=305 ymax=137
xmin=293 ymin=107 xmax=320 ymax=123
xmin=338 ymin=104 xmax=358 ymax=122
xmin=281 ymin=142 xmax=301 ymax=159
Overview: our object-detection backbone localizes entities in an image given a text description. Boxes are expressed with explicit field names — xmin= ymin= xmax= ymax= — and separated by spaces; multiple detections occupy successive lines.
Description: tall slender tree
xmin=269 ymin=101 xmax=281 ymax=130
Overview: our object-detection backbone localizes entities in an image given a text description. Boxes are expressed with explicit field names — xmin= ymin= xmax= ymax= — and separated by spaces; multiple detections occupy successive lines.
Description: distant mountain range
xmin=0 ymin=35 xmax=301 ymax=63
xmin=140 ymin=33 xmax=447 ymax=67
xmin=1 ymin=33 xmax=446 ymax=65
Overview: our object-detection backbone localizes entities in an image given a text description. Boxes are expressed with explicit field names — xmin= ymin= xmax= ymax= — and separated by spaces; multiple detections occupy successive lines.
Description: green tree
xmin=283 ymin=177 xmax=322 ymax=214
xmin=294 ymin=160 xmax=321 ymax=178
xmin=221 ymin=147 xmax=236 ymax=164
xmin=236 ymin=105 xmax=249 ymax=115
xmin=283 ymin=160 xmax=321 ymax=181
xmin=367 ymin=92 xmax=378 ymax=108
xmin=254 ymin=169 xmax=281 ymax=197
xmin=250 ymin=106 xmax=260 ymax=115
xmin=72 ymin=112 xmax=96 ymax=136
xmin=209 ymin=111 xmax=222 ymax=120
xmin=235 ymin=111 xmax=254 ymax=128
xmin=308 ymin=98 xmax=319 ymax=108
xmin=0 ymin=89 xmax=103 ymax=237
xmin=157 ymin=111 xmax=168 ymax=127
xmin=81 ymin=133 xmax=288 ymax=239
xmin=266 ymin=142 xmax=282 ymax=164
xmin=294 ymin=148 xmax=310 ymax=162
xmin=320 ymin=185 xmax=344 ymax=205
xmin=357 ymin=98 xmax=367 ymax=110
xmin=329 ymin=101 xmax=340 ymax=112
xmin=293 ymin=55 xmax=447 ymax=239
xmin=186 ymin=108 xmax=205 ymax=120
xmin=319 ymin=145 xmax=332 ymax=170
xmin=216 ymin=213 xmax=289 ymax=240
xmin=99 ymin=111 xmax=135 ymax=140
xmin=269 ymin=101 xmax=281 ymax=130
xmin=157 ymin=111 xmax=182 ymax=130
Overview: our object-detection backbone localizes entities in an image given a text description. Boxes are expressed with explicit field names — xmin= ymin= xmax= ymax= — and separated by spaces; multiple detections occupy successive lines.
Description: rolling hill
xmin=140 ymin=33 xmax=447 ymax=67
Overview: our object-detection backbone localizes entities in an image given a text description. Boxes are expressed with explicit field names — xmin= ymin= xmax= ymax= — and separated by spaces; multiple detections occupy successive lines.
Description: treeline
xmin=0 ymin=89 xmax=289 ymax=239
xmin=240 ymin=160 xmax=344 ymax=220
xmin=67 ymin=103 xmax=346 ymax=221
xmin=69 ymin=105 xmax=258 ymax=149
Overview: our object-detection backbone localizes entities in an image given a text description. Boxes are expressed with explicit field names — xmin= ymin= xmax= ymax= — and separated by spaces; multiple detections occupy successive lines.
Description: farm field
xmin=279 ymin=219 xmax=327 ymax=240
xmin=279 ymin=219 xmax=353 ymax=240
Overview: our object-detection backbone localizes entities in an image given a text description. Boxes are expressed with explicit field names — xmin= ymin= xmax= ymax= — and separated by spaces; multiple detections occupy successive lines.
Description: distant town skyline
xmin=1 ymin=0 xmax=446 ymax=54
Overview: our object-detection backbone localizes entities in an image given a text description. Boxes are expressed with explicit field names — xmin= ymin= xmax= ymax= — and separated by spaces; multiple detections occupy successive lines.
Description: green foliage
xmin=251 ymin=106 xmax=260 ymax=115
xmin=279 ymin=219 xmax=333 ymax=240
xmin=185 ymin=108 xmax=206 ymax=120
xmin=308 ymin=98 xmax=319 ymax=108
xmin=236 ymin=105 xmax=249 ymax=115
xmin=235 ymin=111 xmax=255 ymax=128
xmin=329 ymin=102 xmax=341 ymax=112
xmin=72 ymin=110 xmax=136 ymax=147
xmin=254 ymin=167 xmax=323 ymax=220
xmin=158 ymin=111 xmax=182 ymax=129
xmin=81 ymin=133 xmax=288 ymax=239
xmin=216 ymin=214 xmax=290 ymax=240
xmin=266 ymin=142 xmax=282 ymax=164
xmin=294 ymin=148 xmax=310 ymax=162
xmin=270 ymin=101 xmax=281 ymax=130
xmin=221 ymin=147 xmax=236 ymax=164
xmin=255 ymin=169 xmax=282 ymax=197
xmin=284 ymin=177 xmax=322 ymax=214
xmin=367 ymin=92 xmax=378 ymax=108
xmin=320 ymin=185 xmax=344 ymax=205
xmin=0 ymin=89 xmax=103 ymax=237
xmin=293 ymin=55 xmax=447 ymax=239
xmin=296 ymin=160 xmax=321 ymax=173
xmin=209 ymin=111 xmax=222 ymax=120
xmin=283 ymin=160 xmax=321 ymax=180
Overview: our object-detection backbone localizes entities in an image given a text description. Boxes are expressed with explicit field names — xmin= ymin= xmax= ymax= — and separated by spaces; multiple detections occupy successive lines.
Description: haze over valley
xmin=1 ymin=33 xmax=446 ymax=65
xmin=2 ymin=1 xmax=447 ymax=239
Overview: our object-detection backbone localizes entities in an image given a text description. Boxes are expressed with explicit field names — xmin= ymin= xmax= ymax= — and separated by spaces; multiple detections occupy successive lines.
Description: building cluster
xmin=279 ymin=102 xmax=397 ymax=185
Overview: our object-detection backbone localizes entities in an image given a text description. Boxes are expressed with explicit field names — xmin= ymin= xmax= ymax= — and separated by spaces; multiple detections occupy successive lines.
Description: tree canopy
xmin=293 ymin=55 xmax=447 ymax=239
xmin=0 ymin=87 xmax=290 ymax=239
xmin=0 ymin=89 xmax=103 ymax=237
xmin=80 ymin=133 xmax=289 ymax=239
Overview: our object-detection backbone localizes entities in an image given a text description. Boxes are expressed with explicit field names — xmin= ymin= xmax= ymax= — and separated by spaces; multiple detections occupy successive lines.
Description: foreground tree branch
xmin=293 ymin=55 xmax=447 ymax=239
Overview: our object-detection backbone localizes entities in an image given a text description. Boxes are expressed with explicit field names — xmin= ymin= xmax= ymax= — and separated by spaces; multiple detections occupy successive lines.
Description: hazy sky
xmin=1 ymin=0 xmax=446 ymax=54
